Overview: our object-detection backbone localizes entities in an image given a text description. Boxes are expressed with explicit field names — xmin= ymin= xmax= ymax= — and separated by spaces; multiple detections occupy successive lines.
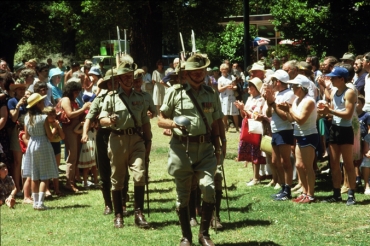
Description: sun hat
xmin=271 ymin=69 xmax=289 ymax=83
xmin=49 ymin=68 xmax=63 ymax=79
xmin=134 ymin=69 xmax=145 ymax=80
xmin=212 ymin=66 xmax=219 ymax=71
xmin=248 ymin=61 xmax=265 ymax=73
xmin=286 ymin=74 xmax=311 ymax=89
xmin=340 ymin=52 xmax=355 ymax=61
xmin=88 ymin=66 xmax=101 ymax=76
xmin=98 ymin=68 xmax=117 ymax=89
xmin=325 ymin=67 xmax=349 ymax=79
xmin=248 ymin=77 xmax=263 ymax=93
xmin=14 ymin=62 xmax=26 ymax=72
xmin=297 ymin=61 xmax=312 ymax=71
xmin=9 ymin=78 xmax=27 ymax=91
xmin=26 ymin=93 xmax=47 ymax=108
xmin=185 ymin=54 xmax=210 ymax=71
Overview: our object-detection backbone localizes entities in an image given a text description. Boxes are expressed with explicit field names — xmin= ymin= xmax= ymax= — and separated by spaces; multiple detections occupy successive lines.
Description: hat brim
xmin=26 ymin=95 xmax=47 ymax=108
xmin=248 ymin=68 xmax=266 ymax=74
xmin=185 ymin=59 xmax=211 ymax=71
xmin=10 ymin=84 xmax=27 ymax=91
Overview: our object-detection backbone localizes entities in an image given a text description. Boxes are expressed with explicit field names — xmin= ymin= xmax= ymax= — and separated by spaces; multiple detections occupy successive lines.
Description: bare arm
xmin=287 ymin=100 xmax=316 ymax=125
xmin=318 ymin=89 xmax=356 ymax=120
xmin=9 ymin=97 xmax=27 ymax=122
xmin=0 ymin=106 xmax=8 ymax=130
xmin=61 ymin=97 xmax=90 ymax=119
xmin=81 ymin=118 xmax=91 ymax=143
xmin=157 ymin=112 xmax=179 ymax=129
xmin=44 ymin=119 xmax=54 ymax=141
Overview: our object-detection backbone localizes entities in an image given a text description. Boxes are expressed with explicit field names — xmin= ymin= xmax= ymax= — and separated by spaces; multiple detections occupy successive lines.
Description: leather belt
xmin=111 ymin=127 xmax=138 ymax=136
xmin=172 ymin=134 xmax=211 ymax=143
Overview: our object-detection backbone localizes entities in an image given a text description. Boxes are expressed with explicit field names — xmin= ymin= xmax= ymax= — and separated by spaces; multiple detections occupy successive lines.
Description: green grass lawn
xmin=2 ymin=118 xmax=370 ymax=246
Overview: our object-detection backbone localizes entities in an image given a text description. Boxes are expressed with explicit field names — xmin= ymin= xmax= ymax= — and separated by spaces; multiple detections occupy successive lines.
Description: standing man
xmin=353 ymin=55 xmax=367 ymax=96
xmin=264 ymin=69 xmax=296 ymax=201
xmin=318 ymin=67 xmax=357 ymax=205
xmin=99 ymin=58 xmax=152 ymax=228
xmin=158 ymin=54 xmax=221 ymax=246
xmin=363 ymin=52 xmax=370 ymax=112
xmin=64 ymin=62 xmax=81 ymax=83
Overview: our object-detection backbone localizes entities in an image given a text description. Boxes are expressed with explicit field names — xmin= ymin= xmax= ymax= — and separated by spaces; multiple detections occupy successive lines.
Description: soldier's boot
xmin=112 ymin=190 xmax=124 ymax=228
xmin=198 ymin=202 xmax=215 ymax=246
xmin=196 ymin=185 xmax=202 ymax=217
xmin=121 ymin=174 xmax=129 ymax=217
xmin=102 ymin=187 xmax=113 ymax=215
xmin=211 ymin=190 xmax=223 ymax=230
xmin=189 ymin=188 xmax=199 ymax=227
xmin=134 ymin=186 xmax=149 ymax=228
xmin=178 ymin=206 xmax=192 ymax=246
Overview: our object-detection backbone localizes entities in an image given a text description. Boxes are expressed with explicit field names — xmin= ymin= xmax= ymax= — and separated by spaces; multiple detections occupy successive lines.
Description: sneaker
xmin=299 ymin=196 xmax=316 ymax=204
xmin=364 ymin=188 xmax=370 ymax=195
xmin=292 ymin=194 xmax=306 ymax=203
xmin=35 ymin=204 xmax=48 ymax=210
xmin=274 ymin=191 xmax=291 ymax=201
xmin=246 ymin=179 xmax=260 ymax=186
xmin=356 ymin=177 xmax=362 ymax=187
xmin=321 ymin=195 xmax=342 ymax=203
xmin=346 ymin=196 xmax=356 ymax=206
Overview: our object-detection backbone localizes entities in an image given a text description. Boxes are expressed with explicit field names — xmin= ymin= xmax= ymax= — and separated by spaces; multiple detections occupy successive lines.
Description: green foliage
xmin=219 ymin=22 xmax=245 ymax=63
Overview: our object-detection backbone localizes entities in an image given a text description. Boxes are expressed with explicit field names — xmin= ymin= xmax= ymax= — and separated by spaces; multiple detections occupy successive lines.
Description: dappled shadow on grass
xmin=221 ymin=203 xmax=252 ymax=213
xmin=225 ymin=183 xmax=238 ymax=191
xmin=146 ymin=219 xmax=179 ymax=229
xmin=150 ymin=178 xmax=175 ymax=184
xmin=149 ymin=197 xmax=175 ymax=203
xmin=220 ymin=241 xmax=281 ymax=246
xmin=51 ymin=204 xmax=91 ymax=209
xmin=148 ymin=187 xmax=174 ymax=193
xmin=227 ymin=193 xmax=247 ymax=201
xmin=220 ymin=219 xmax=272 ymax=231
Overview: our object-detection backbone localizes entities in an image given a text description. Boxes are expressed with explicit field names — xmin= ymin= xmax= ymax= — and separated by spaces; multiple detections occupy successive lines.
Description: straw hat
xmin=248 ymin=61 xmax=266 ymax=73
xmin=9 ymin=78 xmax=27 ymax=91
xmin=26 ymin=93 xmax=46 ymax=108
xmin=98 ymin=68 xmax=117 ymax=89
xmin=248 ymin=77 xmax=263 ymax=93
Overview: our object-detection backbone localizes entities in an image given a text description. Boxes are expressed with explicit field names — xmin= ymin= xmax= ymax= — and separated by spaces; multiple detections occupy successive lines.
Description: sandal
xmin=23 ymin=197 xmax=33 ymax=204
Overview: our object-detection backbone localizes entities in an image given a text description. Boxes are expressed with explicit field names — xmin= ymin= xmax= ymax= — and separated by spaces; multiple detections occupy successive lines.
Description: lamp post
xmin=243 ymin=0 xmax=250 ymax=73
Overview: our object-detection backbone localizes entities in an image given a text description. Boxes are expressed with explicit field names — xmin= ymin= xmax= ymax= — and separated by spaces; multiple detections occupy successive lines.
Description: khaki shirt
xmin=160 ymin=83 xmax=221 ymax=136
xmin=99 ymin=88 xmax=149 ymax=131
xmin=140 ymin=91 xmax=157 ymax=115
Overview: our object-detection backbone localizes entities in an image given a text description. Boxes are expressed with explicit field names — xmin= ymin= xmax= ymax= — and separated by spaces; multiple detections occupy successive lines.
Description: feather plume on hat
xmin=119 ymin=54 xmax=137 ymax=71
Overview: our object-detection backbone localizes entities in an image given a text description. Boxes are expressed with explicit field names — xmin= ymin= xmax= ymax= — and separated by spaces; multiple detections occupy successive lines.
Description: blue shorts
xmin=272 ymin=130 xmax=294 ymax=146
xmin=50 ymin=142 xmax=61 ymax=156
xmin=295 ymin=134 xmax=319 ymax=149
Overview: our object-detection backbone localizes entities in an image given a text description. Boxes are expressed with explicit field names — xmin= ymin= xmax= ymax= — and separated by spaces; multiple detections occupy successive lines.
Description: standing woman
xmin=278 ymin=75 xmax=319 ymax=203
xmin=60 ymin=79 xmax=91 ymax=192
xmin=234 ymin=78 xmax=266 ymax=185
xmin=48 ymin=68 xmax=63 ymax=104
xmin=23 ymin=93 xmax=59 ymax=210
xmin=7 ymin=80 xmax=28 ymax=196
xmin=218 ymin=63 xmax=239 ymax=132
xmin=210 ymin=67 xmax=220 ymax=92
xmin=152 ymin=60 xmax=165 ymax=115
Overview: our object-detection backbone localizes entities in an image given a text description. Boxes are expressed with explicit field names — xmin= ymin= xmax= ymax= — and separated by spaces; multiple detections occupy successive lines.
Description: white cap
xmin=286 ymin=74 xmax=311 ymax=89
xmin=271 ymin=69 xmax=289 ymax=83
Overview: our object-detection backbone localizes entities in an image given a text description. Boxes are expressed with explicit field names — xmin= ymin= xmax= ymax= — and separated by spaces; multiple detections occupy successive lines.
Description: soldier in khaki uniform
xmin=99 ymin=58 xmax=152 ymax=229
xmin=158 ymin=54 xmax=222 ymax=246
xmin=133 ymin=69 xmax=157 ymax=117
xmin=82 ymin=69 xmax=119 ymax=216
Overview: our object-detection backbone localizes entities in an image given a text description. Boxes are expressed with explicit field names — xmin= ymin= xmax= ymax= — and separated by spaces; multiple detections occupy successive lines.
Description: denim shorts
xmin=271 ymin=129 xmax=294 ymax=146
xmin=295 ymin=134 xmax=319 ymax=149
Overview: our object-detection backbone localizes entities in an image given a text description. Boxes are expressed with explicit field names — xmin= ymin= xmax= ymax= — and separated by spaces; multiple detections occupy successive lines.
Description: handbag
xmin=260 ymin=135 xmax=272 ymax=155
xmin=240 ymin=118 xmax=261 ymax=146
xmin=247 ymin=119 xmax=264 ymax=135
xmin=55 ymin=99 xmax=71 ymax=125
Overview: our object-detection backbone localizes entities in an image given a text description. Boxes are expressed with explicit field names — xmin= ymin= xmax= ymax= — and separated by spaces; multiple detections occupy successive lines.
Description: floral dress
xmin=218 ymin=74 xmax=239 ymax=116
xmin=78 ymin=129 xmax=96 ymax=169
xmin=238 ymin=95 xmax=266 ymax=164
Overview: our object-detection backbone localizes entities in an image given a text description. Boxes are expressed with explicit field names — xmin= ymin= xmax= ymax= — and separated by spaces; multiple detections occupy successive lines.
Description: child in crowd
xmin=23 ymin=93 xmax=59 ymax=210
xmin=43 ymin=106 xmax=65 ymax=196
xmin=0 ymin=162 xmax=17 ymax=208
xmin=18 ymin=123 xmax=33 ymax=204
xmin=74 ymin=120 xmax=98 ymax=188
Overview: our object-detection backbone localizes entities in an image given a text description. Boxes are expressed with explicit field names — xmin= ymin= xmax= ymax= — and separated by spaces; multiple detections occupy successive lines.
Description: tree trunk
xmin=0 ymin=37 xmax=18 ymax=71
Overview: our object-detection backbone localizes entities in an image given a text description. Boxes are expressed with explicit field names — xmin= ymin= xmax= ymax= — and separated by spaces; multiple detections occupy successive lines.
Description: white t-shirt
xmin=271 ymin=88 xmax=296 ymax=133
xmin=363 ymin=74 xmax=370 ymax=112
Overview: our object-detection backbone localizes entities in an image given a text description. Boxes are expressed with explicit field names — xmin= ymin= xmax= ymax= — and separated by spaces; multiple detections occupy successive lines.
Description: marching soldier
xmin=82 ymin=69 xmax=119 ymax=215
xmin=158 ymin=54 xmax=222 ymax=246
xmin=99 ymin=57 xmax=152 ymax=229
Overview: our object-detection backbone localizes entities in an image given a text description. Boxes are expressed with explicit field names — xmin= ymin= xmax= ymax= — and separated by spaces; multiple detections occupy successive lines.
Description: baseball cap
xmin=340 ymin=52 xmax=355 ymax=61
xmin=325 ymin=67 xmax=349 ymax=79
xmin=286 ymin=74 xmax=310 ymax=89
xmin=271 ymin=69 xmax=289 ymax=83
xmin=88 ymin=67 xmax=101 ymax=76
